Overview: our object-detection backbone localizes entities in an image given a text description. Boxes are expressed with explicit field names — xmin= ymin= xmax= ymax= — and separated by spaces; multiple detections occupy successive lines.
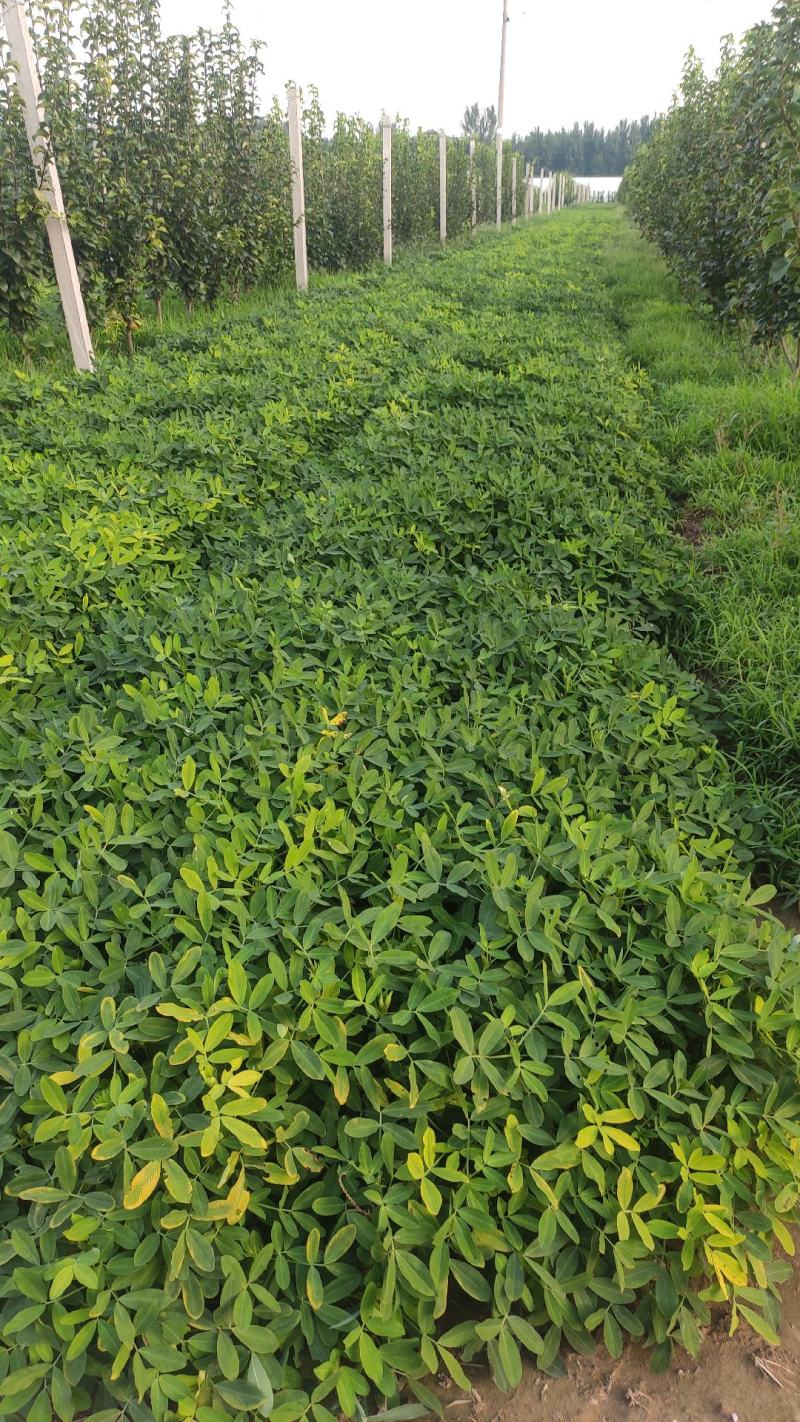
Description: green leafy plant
xmin=0 ymin=40 xmax=47 ymax=346
xmin=0 ymin=209 xmax=797 ymax=1422
xmin=625 ymin=5 xmax=800 ymax=373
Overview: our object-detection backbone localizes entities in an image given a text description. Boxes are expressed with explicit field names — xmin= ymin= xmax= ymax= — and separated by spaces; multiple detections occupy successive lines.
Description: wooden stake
xmin=1 ymin=0 xmax=94 ymax=371
xmin=439 ymin=130 xmax=447 ymax=245
xmin=287 ymin=83 xmax=308 ymax=293
xmin=382 ymin=113 xmax=392 ymax=266
xmin=511 ymin=155 xmax=517 ymax=224
xmin=469 ymin=137 xmax=477 ymax=230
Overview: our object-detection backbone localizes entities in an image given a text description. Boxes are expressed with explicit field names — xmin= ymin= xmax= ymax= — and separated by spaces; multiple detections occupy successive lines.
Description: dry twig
xmin=624 ymin=1387 xmax=652 ymax=1409
xmin=754 ymin=1354 xmax=798 ymax=1389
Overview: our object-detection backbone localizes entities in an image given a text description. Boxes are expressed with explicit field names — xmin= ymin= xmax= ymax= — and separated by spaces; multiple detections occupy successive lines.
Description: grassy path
xmin=0 ymin=211 xmax=795 ymax=1419
xmin=603 ymin=212 xmax=800 ymax=891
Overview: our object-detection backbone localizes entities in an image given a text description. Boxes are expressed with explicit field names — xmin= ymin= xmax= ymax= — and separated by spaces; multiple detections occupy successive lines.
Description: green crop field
xmin=1 ymin=206 xmax=799 ymax=1422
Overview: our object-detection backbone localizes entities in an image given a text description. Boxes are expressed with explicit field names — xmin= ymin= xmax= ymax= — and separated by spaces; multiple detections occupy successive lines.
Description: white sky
xmin=160 ymin=0 xmax=776 ymax=137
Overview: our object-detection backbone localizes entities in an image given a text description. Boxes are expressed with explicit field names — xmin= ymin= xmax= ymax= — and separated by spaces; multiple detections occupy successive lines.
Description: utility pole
xmin=495 ymin=0 xmax=509 ymax=228
xmin=1 ymin=0 xmax=94 ymax=371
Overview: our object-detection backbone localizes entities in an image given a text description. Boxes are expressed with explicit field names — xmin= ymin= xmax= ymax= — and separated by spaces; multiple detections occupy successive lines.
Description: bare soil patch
xmin=447 ymin=1268 xmax=800 ymax=1422
xmin=678 ymin=505 xmax=714 ymax=548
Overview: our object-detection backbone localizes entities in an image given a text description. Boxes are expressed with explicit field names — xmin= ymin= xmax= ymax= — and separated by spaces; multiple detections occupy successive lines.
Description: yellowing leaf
xmin=617 ymin=1167 xmax=633 ymax=1211
xmin=224 ymin=1116 xmax=267 ymax=1151
xmin=420 ymin=1177 xmax=442 ymax=1216
xmin=604 ymin=1128 xmax=640 ymax=1153
xmin=711 ymin=1250 xmax=747 ymax=1287
xmin=333 ymin=1067 xmax=350 ymax=1104
xmin=407 ymin=1152 xmax=424 ymax=1180
xmin=156 ymin=1002 xmax=201 ymax=1022
xmin=306 ymin=1265 xmax=324 ymax=1310
xmin=205 ymin=1013 xmax=233 ymax=1052
xmin=150 ymin=1093 xmax=173 ymax=1139
xmin=123 ymin=1160 xmax=161 ymax=1211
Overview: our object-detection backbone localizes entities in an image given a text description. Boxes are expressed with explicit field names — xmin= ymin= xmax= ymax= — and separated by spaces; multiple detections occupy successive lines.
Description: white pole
xmin=511 ymin=155 xmax=517 ymax=224
xmin=495 ymin=0 xmax=509 ymax=228
xmin=287 ymin=83 xmax=308 ymax=294
xmin=1 ymin=0 xmax=94 ymax=371
xmin=469 ymin=137 xmax=477 ymax=230
xmin=439 ymin=130 xmax=447 ymax=245
xmin=539 ymin=166 xmax=544 ymax=215
xmin=525 ymin=160 xmax=531 ymax=216
xmin=382 ymin=113 xmax=392 ymax=267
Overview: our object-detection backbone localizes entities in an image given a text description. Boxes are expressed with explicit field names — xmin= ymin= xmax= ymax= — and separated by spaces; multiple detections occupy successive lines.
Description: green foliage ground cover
xmin=605 ymin=211 xmax=800 ymax=888
xmin=0 ymin=209 xmax=799 ymax=1422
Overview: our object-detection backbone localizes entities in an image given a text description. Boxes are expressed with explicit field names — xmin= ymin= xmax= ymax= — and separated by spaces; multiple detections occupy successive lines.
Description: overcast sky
xmin=160 ymin=0 xmax=776 ymax=137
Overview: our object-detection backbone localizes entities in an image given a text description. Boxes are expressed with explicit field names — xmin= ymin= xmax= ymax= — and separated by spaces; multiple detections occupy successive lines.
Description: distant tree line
xmin=460 ymin=108 xmax=653 ymax=175
xmin=514 ymin=118 xmax=654 ymax=175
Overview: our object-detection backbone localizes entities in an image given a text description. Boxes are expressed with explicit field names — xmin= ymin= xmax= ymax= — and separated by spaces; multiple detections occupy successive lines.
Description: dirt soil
xmin=677 ymin=505 xmax=714 ymax=548
xmin=452 ymin=1270 xmax=800 ymax=1422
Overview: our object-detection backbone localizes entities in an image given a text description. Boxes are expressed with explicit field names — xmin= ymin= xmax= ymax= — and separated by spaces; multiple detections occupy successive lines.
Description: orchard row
xmin=0 ymin=0 xmax=556 ymax=351
xmin=624 ymin=2 xmax=800 ymax=372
